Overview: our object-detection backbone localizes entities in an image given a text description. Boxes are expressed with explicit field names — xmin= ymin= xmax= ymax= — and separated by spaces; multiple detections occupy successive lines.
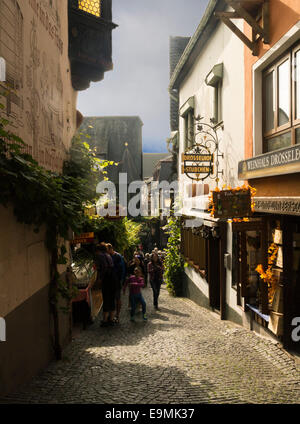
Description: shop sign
xmin=238 ymin=145 xmax=300 ymax=180
xmin=181 ymin=147 xmax=214 ymax=181
xmin=71 ymin=232 xmax=95 ymax=244
xmin=254 ymin=197 xmax=300 ymax=216
xmin=212 ymin=189 xmax=252 ymax=219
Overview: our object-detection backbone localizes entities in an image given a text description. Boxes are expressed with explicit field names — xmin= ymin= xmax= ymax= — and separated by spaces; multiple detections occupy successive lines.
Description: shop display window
xmin=292 ymin=224 xmax=300 ymax=322
xmin=232 ymin=227 xmax=264 ymax=309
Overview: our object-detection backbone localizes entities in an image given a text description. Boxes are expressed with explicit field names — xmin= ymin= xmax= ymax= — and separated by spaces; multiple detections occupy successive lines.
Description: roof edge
xmin=169 ymin=0 xmax=224 ymax=91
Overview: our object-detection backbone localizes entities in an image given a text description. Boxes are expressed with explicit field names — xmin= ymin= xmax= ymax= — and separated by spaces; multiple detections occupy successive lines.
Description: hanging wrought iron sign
xmin=181 ymin=116 xmax=223 ymax=183
xmin=181 ymin=148 xmax=214 ymax=180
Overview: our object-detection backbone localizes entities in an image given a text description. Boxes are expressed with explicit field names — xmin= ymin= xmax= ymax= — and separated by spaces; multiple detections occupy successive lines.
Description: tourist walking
xmin=106 ymin=243 xmax=124 ymax=324
xmin=127 ymin=254 xmax=145 ymax=309
xmin=127 ymin=254 xmax=145 ymax=278
xmin=144 ymin=253 xmax=151 ymax=287
xmin=148 ymin=252 xmax=163 ymax=310
xmin=123 ymin=267 xmax=147 ymax=322
xmin=94 ymin=243 xmax=117 ymax=327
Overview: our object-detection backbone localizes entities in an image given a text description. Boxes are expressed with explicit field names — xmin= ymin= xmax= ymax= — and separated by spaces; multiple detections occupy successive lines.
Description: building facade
xmin=171 ymin=0 xmax=300 ymax=353
xmin=237 ymin=0 xmax=300 ymax=350
xmin=169 ymin=0 xmax=247 ymax=323
xmin=79 ymin=116 xmax=143 ymax=187
xmin=0 ymin=0 xmax=115 ymax=394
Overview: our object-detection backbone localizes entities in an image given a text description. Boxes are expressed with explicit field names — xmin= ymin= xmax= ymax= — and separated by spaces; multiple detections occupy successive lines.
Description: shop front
xmin=181 ymin=184 xmax=300 ymax=353
xmin=240 ymin=209 xmax=300 ymax=352
xmin=238 ymin=149 xmax=300 ymax=351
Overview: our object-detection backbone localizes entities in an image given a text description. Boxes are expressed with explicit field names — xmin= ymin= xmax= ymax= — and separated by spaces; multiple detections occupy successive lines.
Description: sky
xmin=77 ymin=0 xmax=210 ymax=153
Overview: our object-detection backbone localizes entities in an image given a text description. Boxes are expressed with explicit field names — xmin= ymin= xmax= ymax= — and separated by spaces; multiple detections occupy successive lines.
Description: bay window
xmin=78 ymin=0 xmax=101 ymax=17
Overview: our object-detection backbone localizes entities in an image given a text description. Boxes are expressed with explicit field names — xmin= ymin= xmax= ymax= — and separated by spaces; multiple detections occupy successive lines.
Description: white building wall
xmin=178 ymin=19 xmax=245 ymax=194
xmin=177 ymin=16 xmax=245 ymax=320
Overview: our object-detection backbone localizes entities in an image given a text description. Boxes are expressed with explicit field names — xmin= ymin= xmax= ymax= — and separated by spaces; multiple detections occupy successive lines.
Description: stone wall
xmin=0 ymin=0 xmax=77 ymax=395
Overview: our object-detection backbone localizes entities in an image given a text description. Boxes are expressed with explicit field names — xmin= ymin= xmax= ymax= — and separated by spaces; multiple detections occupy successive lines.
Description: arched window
xmin=78 ymin=0 xmax=101 ymax=17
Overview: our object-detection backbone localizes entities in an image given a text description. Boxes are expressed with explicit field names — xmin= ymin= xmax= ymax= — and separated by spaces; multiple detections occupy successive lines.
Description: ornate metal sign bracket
xmin=182 ymin=115 xmax=223 ymax=186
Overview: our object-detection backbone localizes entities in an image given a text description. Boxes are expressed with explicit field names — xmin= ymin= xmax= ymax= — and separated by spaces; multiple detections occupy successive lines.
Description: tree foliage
xmin=0 ymin=106 xmax=145 ymax=356
xmin=82 ymin=215 xmax=141 ymax=260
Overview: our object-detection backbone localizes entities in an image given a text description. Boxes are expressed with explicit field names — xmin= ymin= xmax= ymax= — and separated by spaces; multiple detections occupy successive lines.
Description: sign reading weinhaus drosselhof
xmin=254 ymin=197 xmax=300 ymax=216
xmin=238 ymin=145 xmax=300 ymax=180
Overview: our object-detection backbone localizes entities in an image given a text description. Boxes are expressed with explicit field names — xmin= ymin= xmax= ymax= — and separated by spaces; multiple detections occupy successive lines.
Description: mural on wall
xmin=26 ymin=18 xmax=40 ymax=159
xmin=0 ymin=0 xmax=67 ymax=172
xmin=26 ymin=0 xmax=64 ymax=171
xmin=0 ymin=0 xmax=24 ymax=128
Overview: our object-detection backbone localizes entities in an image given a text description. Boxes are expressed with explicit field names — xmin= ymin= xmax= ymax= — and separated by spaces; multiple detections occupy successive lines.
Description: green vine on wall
xmin=0 ymin=106 xmax=112 ymax=359
xmin=163 ymin=216 xmax=184 ymax=297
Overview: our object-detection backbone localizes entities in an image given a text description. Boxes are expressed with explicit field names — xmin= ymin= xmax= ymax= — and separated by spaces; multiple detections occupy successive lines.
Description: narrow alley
xmin=1 ymin=285 xmax=300 ymax=404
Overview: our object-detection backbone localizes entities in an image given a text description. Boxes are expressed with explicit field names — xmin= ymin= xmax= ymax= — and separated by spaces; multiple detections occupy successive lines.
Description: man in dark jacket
xmin=107 ymin=243 xmax=124 ymax=323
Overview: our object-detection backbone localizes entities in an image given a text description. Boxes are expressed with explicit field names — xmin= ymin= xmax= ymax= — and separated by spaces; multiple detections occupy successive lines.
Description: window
xmin=0 ymin=0 xmax=23 ymax=90
xmin=262 ymin=42 xmax=300 ymax=152
xmin=205 ymin=63 xmax=223 ymax=125
xmin=78 ymin=0 xmax=101 ymax=17
xmin=232 ymin=221 xmax=268 ymax=313
xmin=181 ymin=228 xmax=206 ymax=275
xmin=184 ymin=109 xmax=194 ymax=150
xmin=180 ymin=97 xmax=194 ymax=151
xmin=213 ymin=80 xmax=222 ymax=125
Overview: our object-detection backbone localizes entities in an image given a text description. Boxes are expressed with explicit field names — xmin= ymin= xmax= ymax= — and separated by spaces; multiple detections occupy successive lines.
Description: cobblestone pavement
xmin=1 ymin=285 xmax=300 ymax=404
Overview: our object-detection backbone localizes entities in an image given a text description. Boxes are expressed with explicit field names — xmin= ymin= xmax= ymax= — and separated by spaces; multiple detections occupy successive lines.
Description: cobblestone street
xmin=1 ymin=285 xmax=300 ymax=404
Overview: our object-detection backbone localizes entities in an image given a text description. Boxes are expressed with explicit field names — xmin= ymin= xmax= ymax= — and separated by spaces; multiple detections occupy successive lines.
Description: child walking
xmin=123 ymin=267 xmax=147 ymax=322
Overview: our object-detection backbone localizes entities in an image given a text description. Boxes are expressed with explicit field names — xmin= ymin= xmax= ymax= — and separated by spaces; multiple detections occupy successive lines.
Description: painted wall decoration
xmin=0 ymin=0 xmax=76 ymax=172
xmin=0 ymin=0 xmax=24 ymax=128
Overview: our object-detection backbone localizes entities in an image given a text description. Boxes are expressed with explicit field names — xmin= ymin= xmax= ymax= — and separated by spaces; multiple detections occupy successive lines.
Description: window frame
xmin=231 ymin=220 xmax=268 ymax=313
xmin=184 ymin=109 xmax=194 ymax=150
xmin=292 ymin=44 xmax=300 ymax=127
xmin=213 ymin=79 xmax=223 ymax=125
xmin=262 ymin=41 xmax=300 ymax=153
xmin=180 ymin=97 xmax=195 ymax=151
xmin=205 ymin=63 xmax=223 ymax=126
